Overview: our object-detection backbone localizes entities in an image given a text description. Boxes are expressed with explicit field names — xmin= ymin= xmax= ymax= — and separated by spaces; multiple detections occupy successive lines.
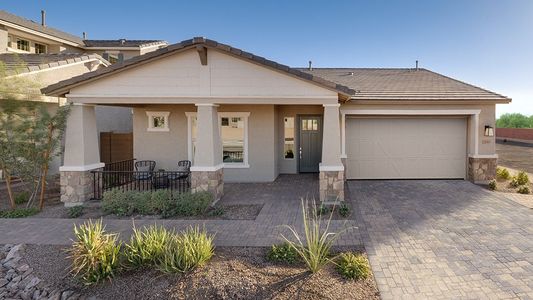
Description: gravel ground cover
xmin=22 ymin=244 xmax=379 ymax=300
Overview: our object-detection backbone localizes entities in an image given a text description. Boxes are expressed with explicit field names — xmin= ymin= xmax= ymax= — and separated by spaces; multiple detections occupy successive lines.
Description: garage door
xmin=345 ymin=117 xmax=467 ymax=179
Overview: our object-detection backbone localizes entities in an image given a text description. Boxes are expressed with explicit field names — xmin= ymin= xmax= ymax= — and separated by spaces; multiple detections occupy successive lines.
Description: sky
xmin=3 ymin=0 xmax=532 ymax=116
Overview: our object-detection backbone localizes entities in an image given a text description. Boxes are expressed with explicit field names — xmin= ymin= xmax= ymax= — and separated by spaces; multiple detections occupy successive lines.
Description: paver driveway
xmin=349 ymin=180 xmax=533 ymax=300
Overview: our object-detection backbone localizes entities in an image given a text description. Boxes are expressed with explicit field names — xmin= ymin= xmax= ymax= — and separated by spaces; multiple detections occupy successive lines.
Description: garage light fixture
xmin=484 ymin=125 xmax=494 ymax=137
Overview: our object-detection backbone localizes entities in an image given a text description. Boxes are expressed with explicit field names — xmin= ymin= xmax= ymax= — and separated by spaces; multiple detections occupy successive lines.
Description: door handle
xmin=299 ymin=147 xmax=302 ymax=159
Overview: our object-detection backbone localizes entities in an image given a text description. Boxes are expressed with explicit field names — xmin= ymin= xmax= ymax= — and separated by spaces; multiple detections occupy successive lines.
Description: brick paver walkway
xmin=0 ymin=174 xmax=361 ymax=247
xmin=350 ymin=180 xmax=533 ymax=299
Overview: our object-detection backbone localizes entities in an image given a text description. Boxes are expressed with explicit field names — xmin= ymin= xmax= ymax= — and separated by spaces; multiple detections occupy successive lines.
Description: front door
xmin=299 ymin=116 xmax=322 ymax=173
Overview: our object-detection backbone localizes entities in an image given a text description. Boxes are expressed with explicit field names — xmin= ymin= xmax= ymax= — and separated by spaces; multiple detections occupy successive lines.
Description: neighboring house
xmin=42 ymin=37 xmax=510 ymax=206
xmin=0 ymin=53 xmax=110 ymax=174
xmin=0 ymin=9 xmax=161 ymax=175
xmin=0 ymin=10 xmax=168 ymax=61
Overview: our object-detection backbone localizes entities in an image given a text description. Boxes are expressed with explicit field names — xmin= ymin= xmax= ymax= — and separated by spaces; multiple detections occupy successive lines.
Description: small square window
xmin=146 ymin=111 xmax=170 ymax=132
xmin=17 ymin=39 xmax=29 ymax=51
xmin=35 ymin=43 xmax=47 ymax=54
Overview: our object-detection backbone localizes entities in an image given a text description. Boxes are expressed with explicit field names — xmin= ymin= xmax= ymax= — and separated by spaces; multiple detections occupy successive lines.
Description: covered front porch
xmin=59 ymin=101 xmax=345 ymax=206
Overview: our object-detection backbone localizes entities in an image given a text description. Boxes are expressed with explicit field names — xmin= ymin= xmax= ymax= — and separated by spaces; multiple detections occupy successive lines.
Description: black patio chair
xmin=168 ymin=160 xmax=191 ymax=181
xmin=134 ymin=160 xmax=156 ymax=181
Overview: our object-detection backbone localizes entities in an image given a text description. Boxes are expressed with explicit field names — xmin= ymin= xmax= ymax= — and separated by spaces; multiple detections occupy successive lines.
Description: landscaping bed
xmin=33 ymin=201 xmax=263 ymax=220
xmin=22 ymin=244 xmax=379 ymax=300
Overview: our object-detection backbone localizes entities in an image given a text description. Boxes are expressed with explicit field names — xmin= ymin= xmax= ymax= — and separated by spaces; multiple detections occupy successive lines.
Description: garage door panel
xmin=346 ymin=118 xmax=467 ymax=179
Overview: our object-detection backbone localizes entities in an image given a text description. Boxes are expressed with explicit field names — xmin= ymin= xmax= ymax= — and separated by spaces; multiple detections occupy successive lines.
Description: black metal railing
xmin=104 ymin=158 xmax=136 ymax=172
xmin=91 ymin=170 xmax=190 ymax=200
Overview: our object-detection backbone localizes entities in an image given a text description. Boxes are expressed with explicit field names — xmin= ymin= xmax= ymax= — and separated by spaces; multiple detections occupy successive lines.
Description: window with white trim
xmin=146 ymin=111 xmax=170 ymax=132
xmin=186 ymin=112 xmax=249 ymax=167
xmin=34 ymin=43 xmax=47 ymax=54
xmin=16 ymin=39 xmax=29 ymax=52
xmin=284 ymin=117 xmax=295 ymax=159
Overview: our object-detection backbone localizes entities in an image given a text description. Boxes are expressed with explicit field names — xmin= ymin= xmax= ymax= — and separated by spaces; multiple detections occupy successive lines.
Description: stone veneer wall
xmin=191 ymin=169 xmax=224 ymax=202
xmin=59 ymin=170 xmax=95 ymax=207
xmin=319 ymin=170 xmax=345 ymax=203
xmin=467 ymin=157 xmax=497 ymax=184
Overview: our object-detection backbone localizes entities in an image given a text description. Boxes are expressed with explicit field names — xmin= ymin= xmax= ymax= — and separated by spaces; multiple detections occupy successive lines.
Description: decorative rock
xmin=0 ymin=244 xmax=90 ymax=300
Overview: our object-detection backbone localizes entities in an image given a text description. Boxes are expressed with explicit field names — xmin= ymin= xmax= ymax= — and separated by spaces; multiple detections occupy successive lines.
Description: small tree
xmin=0 ymin=58 xmax=71 ymax=210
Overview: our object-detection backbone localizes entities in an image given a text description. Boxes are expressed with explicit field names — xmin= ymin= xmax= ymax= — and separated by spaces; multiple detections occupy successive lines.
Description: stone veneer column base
xmin=319 ymin=170 xmax=345 ymax=203
xmin=60 ymin=170 xmax=95 ymax=207
xmin=467 ymin=157 xmax=497 ymax=184
xmin=191 ymin=168 xmax=224 ymax=203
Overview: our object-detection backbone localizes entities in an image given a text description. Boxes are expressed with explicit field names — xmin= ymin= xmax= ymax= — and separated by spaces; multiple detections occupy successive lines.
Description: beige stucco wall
xmin=0 ymin=26 xmax=8 ymax=53
xmin=69 ymin=48 xmax=338 ymax=103
xmin=89 ymin=49 xmax=141 ymax=61
xmin=132 ymin=104 xmax=279 ymax=182
xmin=341 ymin=102 xmax=497 ymax=155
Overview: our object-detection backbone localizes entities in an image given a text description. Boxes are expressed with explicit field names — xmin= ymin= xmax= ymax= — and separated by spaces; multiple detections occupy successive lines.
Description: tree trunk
xmin=4 ymin=169 xmax=15 ymax=209
xmin=39 ymin=124 xmax=54 ymax=211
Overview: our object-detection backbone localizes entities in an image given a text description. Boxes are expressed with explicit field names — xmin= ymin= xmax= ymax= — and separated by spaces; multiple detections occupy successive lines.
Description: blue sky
xmin=4 ymin=0 xmax=532 ymax=116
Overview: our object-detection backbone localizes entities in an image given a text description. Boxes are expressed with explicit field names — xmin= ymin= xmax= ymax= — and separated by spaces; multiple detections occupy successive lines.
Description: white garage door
xmin=345 ymin=117 xmax=467 ymax=179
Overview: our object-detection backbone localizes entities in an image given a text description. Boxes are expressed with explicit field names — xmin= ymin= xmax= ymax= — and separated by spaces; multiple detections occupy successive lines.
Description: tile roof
xmin=297 ymin=68 xmax=509 ymax=101
xmin=0 ymin=53 xmax=109 ymax=75
xmin=0 ymin=10 xmax=83 ymax=45
xmin=83 ymin=39 xmax=167 ymax=48
xmin=42 ymin=37 xmax=356 ymax=97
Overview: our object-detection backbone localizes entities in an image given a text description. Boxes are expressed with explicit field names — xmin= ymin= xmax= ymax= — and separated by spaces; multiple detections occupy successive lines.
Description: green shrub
xmin=339 ymin=203 xmax=350 ymax=218
xmin=158 ymin=226 xmax=214 ymax=273
xmin=172 ymin=192 xmax=212 ymax=217
xmin=281 ymin=199 xmax=345 ymax=273
xmin=68 ymin=206 xmax=84 ymax=218
xmin=14 ymin=191 xmax=30 ymax=205
xmin=67 ymin=219 xmax=121 ymax=285
xmin=267 ymin=243 xmax=298 ymax=264
xmin=124 ymin=224 xmax=172 ymax=268
xmin=150 ymin=190 xmax=174 ymax=215
xmin=336 ymin=252 xmax=371 ymax=280
xmin=0 ymin=207 xmax=39 ymax=218
xmin=317 ymin=204 xmax=330 ymax=216
xmin=488 ymin=180 xmax=497 ymax=191
xmin=496 ymin=167 xmax=511 ymax=180
xmin=102 ymin=189 xmax=133 ymax=216
xmin=517 ymin=186 xmax=530 ymax=194
xmin=131 ymin=192 xmax=152 ymax=215
xmin=516 ymin=171 xmax=529 ymax=186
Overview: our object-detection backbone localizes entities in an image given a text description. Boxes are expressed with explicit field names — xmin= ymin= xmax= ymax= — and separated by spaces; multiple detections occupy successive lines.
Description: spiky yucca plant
xmin=281 ymin=198 xmax=345 ymax=273
xmin=67 ymin=219 xmax=121 ymax=285
xmin=158 ymin=226 xmax=214 ymax=273
xmin=123 ymin=224 xmax=172 ymax=268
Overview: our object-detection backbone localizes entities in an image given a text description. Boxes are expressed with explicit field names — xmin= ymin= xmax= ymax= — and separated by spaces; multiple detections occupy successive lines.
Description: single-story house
xmin=42 ymin=37 xmax=510 ymax=205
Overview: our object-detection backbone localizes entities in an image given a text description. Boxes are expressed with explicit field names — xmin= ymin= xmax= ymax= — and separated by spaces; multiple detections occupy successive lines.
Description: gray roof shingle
xmin=83 ymin=39 xmax=167 ymax=48
xmin=297 ymin=68 xmax=509 ymax=101
xmin=0 ymin=10 xmax=83 ymax=45
xmin=0 ymin=53 xmax=109 ymax=75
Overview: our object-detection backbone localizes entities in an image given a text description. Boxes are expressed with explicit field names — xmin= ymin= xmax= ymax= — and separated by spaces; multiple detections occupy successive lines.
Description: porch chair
xmin=134 ymin=160 xmax=156 ymax=181
xmin=168 ymin=160 xmax=191 ymax=182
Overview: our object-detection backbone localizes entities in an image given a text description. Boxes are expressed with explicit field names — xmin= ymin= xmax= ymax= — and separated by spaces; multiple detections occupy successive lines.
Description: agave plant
xmin=280 ymin=198 xmax=346 ymax=273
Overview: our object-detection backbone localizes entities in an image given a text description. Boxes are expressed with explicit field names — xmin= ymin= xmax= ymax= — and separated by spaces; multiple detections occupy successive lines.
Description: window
xmin=146 ymin=111 xmax=170 ymax=132
xmin=302 ymin=119 xmax=318 ymax=131
xmin=284 ymin=117 xmax=295 ymax=159
xmin=186 ymin=112 xmax=249 ymax=167
xmin=108 ymin=54 xmax=119 ymax=64
xmin=16 ymin=39 xmax=29 ymax=51
xmin=221 ymin=115 xmax=245 ymax=163
xmin=34 ymin=43 xmax=47 ymax=54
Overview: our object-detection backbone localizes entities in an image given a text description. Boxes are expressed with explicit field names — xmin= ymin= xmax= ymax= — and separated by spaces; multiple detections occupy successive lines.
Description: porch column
xmin=190 ymin=104 xmax=224 ymax=202
xmin=60 ymin=104 xmax=104 ymax=207
xmin=319 ymin=104 xmax=344 ymax=203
